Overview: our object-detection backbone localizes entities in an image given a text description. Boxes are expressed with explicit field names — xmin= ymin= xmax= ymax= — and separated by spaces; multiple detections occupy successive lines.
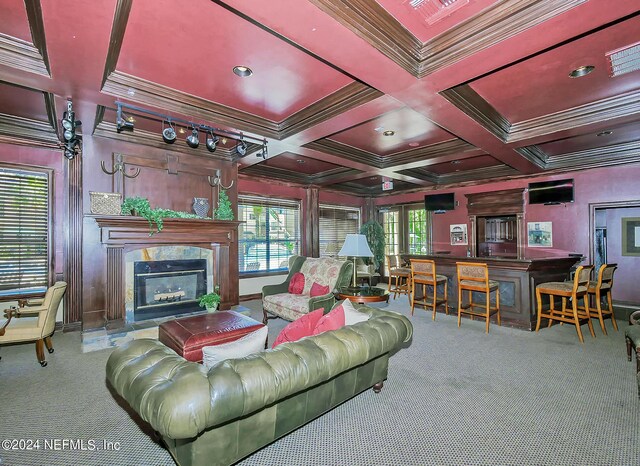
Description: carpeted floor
xmin=1 ymin=295 xmax=638 ymax=466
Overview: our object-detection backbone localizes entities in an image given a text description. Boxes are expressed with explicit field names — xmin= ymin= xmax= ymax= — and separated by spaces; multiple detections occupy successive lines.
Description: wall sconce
xmin=186 ymin=127 xmax=200 ymax=148
xmin=207 ymin=169 xmax=234 ymax=189
xmin=61 ymin=100 xmax=82 ymax=160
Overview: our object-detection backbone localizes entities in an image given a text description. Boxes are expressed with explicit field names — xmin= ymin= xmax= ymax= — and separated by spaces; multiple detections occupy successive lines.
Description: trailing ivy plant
xmin=121 ymin=197 xmax=208 ymax=236
xmin=359 ymin=220 xmax=385 ymax=272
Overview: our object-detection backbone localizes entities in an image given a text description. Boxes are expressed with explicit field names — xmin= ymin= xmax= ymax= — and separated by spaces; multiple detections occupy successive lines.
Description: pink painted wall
xmin=605 ymin=207 xmax=640 ymax=303
xmin=0 ymin=143 xmax=65 ymax=277
xmin=375 ymin=162 xmax=640 ymax=305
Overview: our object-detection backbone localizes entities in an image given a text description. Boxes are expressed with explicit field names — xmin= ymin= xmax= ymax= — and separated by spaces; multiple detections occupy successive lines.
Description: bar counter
xmin=401 ymin=253 xmax=582 ymax=330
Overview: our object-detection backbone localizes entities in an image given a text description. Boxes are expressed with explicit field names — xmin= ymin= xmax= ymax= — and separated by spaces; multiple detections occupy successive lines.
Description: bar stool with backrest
xmin=535 ymin=264 xmax=594 ymax=343
xmin=456 ymin=262 xmax=500 ymax=334
xmin=410 ymin=259 xmax=448 ymax=319
xmin=586 ymin=263 xmax=618 ymax=335
xmin=387 ymin=255 xmax=411 ymax=300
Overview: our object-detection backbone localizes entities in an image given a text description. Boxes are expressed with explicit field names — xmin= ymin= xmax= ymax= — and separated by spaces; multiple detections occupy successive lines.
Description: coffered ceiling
xmin=0 ymin=0 xmax=638 ymax=195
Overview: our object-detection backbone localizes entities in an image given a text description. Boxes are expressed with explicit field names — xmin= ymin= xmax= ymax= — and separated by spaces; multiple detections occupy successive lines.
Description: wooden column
xmin=105 ymin=245 xmax=124 ymax=327
xmin=63 ymin=151 xmax=83 ymax=330
xmin=305 ymin=187 xmax=319 ymax=257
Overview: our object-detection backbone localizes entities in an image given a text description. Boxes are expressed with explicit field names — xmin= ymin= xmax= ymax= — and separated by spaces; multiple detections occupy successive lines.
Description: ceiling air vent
xmin=407 ymin=0 xmax=469 ymax=25
xmin=606 ymin=41 xmax=640 ymax=77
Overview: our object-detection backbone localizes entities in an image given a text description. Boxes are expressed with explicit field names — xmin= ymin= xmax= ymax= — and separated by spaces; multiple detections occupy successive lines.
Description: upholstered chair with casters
xmin=0 ymin=281 xmax=67 ymax=367
xmin=386 ymin=255 xmax=411 ymax=300
xmin=535 ymin=265 xmax=594 ymax=343
xmin=456 ymin=262 xmax=500 ymax=333
xmin=586 ymin=263 xmax=618 ymax=335
xmin=410 ymin=259 xmax=448 ymax=319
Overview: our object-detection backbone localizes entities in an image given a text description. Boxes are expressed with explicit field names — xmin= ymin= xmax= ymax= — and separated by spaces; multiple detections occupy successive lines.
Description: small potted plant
xmin=199 ymin=286 xmax=221 ymax=312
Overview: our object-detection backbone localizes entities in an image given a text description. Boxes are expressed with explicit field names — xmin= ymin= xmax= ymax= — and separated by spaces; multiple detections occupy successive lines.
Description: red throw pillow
xmin=310 ymin=282 xmax=330 ymax=297
xmin=288 ymin=272 xmax=305 ymax=295
xmin=272 ymin=308 xmax=325 ymax=348
xmin=313 ymin=304 xmax=345 ymax=335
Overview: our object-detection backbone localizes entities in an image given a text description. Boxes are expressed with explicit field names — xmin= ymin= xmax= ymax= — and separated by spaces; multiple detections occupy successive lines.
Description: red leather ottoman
xmin=158 ymin=311 xmax=265 ymax=363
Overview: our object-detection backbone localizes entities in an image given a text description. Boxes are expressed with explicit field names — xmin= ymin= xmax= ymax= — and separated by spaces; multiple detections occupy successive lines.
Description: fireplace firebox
xmin=133 ymin=259 xmax=207 ymax=321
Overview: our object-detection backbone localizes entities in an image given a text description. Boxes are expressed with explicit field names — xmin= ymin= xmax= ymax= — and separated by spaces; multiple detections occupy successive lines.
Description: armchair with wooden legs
xmin=0 ymin=281 xmax=67 ymax=367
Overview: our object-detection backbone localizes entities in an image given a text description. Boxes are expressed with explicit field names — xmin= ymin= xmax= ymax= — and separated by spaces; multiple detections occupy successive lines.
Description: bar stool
xmin=386 ymin=255 xmax=411 ymax=300
xmin=410 ymin=259 xmax=448 ymax=319
xmin=586 ymin=263 xmax=618 ymax=335
xmin=535 ymin=264 xmax=594 ymax=343
xmin=456 ymin=262 xmax=500 ymax=334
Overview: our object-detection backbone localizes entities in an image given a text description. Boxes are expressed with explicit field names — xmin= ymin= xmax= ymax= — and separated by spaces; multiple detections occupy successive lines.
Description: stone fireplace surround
xmin=95 ymin=216 xmax=240 ymax=330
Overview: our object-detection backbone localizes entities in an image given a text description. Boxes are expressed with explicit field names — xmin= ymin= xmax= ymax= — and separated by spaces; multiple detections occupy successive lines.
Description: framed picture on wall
xmin=622 ymin=217 xmax=640 ymax=256
xmin=450 ymin=224 xmax=468 ymax=245
xmin=527 ymin=222 xmax=552 ymax=247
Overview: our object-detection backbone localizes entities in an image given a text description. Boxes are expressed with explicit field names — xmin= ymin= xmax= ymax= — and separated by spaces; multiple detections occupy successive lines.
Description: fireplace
xmin=133 ymin=259 xmax=207 ymax=321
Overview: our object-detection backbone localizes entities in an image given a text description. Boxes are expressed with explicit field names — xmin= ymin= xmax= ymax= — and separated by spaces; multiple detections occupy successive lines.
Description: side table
xmin=336 ymin=286 xmax=389 ymax=304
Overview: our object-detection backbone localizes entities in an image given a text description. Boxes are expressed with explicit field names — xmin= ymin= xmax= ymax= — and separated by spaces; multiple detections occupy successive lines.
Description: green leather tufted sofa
xmin=106 ymin=306 xmax=413 ymax=466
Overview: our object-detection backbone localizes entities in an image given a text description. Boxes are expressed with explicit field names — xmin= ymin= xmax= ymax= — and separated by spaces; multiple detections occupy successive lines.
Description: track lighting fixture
xmin=186 ymin=127 xmax=200 ymax=148
xmin=114 ymin=101 xmax=264 ymax=158
xmin=236 ymin=136 xmax=247 ymax=156
xmin=61 ymin=100 xmax=82 ymax=160
xmin=206 ymin=131 xmax=219 ymax=152
xmin=256 ymin=141 xmax=268 ymax=159
xmin=162 ymin=120 xmax=177 ymax=143
xmin=116 ymin=106 xmax=134 ymax=132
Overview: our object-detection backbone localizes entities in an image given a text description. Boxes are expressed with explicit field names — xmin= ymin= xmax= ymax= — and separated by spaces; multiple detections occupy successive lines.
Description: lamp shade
xmin=338 ymin=234 xmax=373 ymax=258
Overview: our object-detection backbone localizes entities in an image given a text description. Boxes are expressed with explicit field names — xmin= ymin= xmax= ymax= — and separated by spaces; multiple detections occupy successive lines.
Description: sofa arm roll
xmin=106 ymin=339 xmax=211 ymax=439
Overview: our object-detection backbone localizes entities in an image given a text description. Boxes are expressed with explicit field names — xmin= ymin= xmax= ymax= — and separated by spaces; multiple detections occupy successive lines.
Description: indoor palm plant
xmin=359 ymin=220 xmax=385 ymax=272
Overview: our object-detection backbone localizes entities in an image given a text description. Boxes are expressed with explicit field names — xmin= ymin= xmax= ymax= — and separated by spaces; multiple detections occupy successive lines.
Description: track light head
xmin=206 ymin=132 xmax=219 ymax=152
xmin=236 ymin=138 xmax=247 ymax=156
xmin=186 ymin=127 xmax=200 ymax=148
xmin=256 ymin=142 xmax=268 ymax=159
xmin=61 ymin=101 xmax=82 ymax=143
xmin=162 ymin=121 xmax=177 ymax=144
xmin=116 ymin=106 xmax=134 ymax=133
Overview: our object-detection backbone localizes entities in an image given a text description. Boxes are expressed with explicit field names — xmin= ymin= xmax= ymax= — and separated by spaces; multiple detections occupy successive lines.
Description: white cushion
xmin=202 ymin=326 xmax=268 ymax=370
xmin=341 ymin=299 xmax=370 ymax=326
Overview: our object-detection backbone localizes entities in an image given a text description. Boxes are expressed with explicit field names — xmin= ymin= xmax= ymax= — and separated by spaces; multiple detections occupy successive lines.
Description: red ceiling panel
xmin=117 ymin=0 xmax=353 ymax=122
xmin=0 ymin=0 xmax=31 ymax=41
xmin=328 ymin=107 xmax=454 ymax=155
xmin=377 ymin=0 xmax=499 ymax=43
xmin=424 ymin=154 xmax=500 ymax=175
xmin=469 ymin=16 xmax=640 ymax=123
xmin=538 ymin=120 xmax=640 ymax=157
xmin=0 ymin=82 xmax=48 ymax=121
xmin=264 ymin=152 xmax=342 ymax=175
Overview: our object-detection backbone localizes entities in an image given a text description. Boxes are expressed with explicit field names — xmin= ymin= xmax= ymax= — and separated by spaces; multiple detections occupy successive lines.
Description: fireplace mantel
xmin=94 ymin=216 xmax=241 ymax=329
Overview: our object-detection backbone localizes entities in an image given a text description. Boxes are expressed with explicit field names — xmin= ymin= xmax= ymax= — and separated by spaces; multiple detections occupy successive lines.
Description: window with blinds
xmin=238 ymin=195 xmax=301 ymax=273
xmin=379 ymin=203 xmax=432 ymax=272
xmin=0 ymin=166 xmax=50 ymax=296
xmin=319 ymin=204 xmax=361 ymax=257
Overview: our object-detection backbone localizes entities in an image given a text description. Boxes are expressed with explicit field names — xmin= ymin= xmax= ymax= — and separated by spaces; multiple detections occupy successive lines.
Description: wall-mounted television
xmin=528 ymin=179 xmax=574 ymax=205
xmin=425 ymin=192 xmax=455 ymax=213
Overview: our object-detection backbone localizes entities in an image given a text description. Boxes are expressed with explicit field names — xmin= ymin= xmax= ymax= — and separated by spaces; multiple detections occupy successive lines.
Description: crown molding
xmin=0 ymin=112 xmax=59 ymax=147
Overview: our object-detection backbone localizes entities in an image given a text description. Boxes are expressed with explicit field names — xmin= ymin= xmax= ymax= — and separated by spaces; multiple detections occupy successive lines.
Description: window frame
xmin=0 ymin=163 xmax=54 ymax=298
xmin=238 ymin=194 xmax=302 ymax=277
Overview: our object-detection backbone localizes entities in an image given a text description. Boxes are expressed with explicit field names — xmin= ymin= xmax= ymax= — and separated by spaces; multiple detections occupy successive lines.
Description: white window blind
xmin=319 ymin=204 xmax=361 ymax=257
xmin=0 ymin=167 xmax=50 ymax=295
xmin=238 ymin=195 xmax=301 ymax=273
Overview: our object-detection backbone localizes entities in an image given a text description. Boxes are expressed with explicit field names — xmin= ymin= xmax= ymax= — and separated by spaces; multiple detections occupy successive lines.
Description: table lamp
xmin=338 ymin=234 xmax=374 ymax=287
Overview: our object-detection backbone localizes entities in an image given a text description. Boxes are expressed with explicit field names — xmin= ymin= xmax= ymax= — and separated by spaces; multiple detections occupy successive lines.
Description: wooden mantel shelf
xmin=95 ymin=215 xmax=242 ymax=246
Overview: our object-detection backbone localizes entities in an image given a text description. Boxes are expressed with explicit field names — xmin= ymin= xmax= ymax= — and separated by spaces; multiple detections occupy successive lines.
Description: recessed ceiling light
xmin=296 ymin=159 xmax=305 ymax=164
xmin=451 ymin=160 xmax=462 ymax=164
xmin=126 ymin=116 xmax=135 ymax=123
xmin=597 ymin=130 xmax=613 ymax=136
xmin=126 ymin=88 xmax=135 ymax=96
xmin=409 ymin=142 xmax=419 ymax=147
xmin=569 ymin=65 xmax=595 ymax=78
xmin=233 ymin=65 xmax=253 ymax=77
xmin=383 ymin=130 xmax=395 ymax=136
xmin=370 ymin=176 xmax=378 ymax=180
xmin=178 ymin=127 xmax=185 ymax=134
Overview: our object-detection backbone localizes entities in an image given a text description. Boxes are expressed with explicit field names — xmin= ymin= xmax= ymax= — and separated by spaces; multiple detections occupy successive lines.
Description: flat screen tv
xmin=425 ymin=192 xmax=455 ymax=212
xmin=528 ymin=179 xmax=574 ymax=205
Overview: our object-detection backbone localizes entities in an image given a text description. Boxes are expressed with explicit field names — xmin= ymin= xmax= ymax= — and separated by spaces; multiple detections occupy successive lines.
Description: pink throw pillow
xmin=288 ymin=272 xmax=305 ymax=295
xmin=272 ymin=308 xmax=325 ymax=348
xmin=310 ymin=282 xmax=330 ymax=297
xmin=313 ymin=304 xmax=345 ymax=335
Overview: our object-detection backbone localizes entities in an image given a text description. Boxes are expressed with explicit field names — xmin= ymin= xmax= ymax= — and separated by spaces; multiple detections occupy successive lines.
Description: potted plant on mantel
xmin=198 ymin=286 xmax=221 ymax=312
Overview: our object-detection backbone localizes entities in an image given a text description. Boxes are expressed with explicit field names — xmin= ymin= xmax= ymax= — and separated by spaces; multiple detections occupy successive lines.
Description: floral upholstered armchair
xmin=261 ymin=255 xmax=353 ymax=323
